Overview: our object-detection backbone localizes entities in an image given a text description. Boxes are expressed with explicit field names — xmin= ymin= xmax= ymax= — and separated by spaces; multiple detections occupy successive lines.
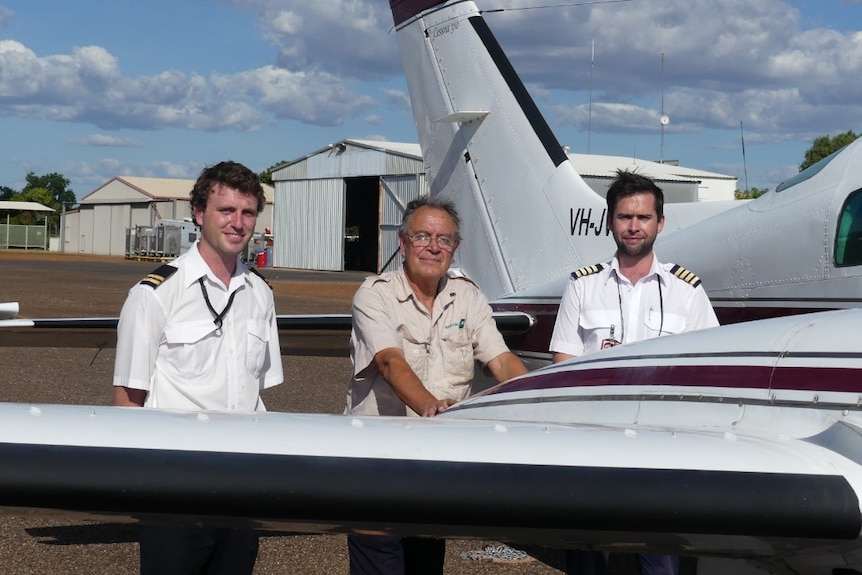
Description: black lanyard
xmin=198 ymin=277 xmax=237 ymax=331
xmin=615 ymin=275 xmax=664 ymax=341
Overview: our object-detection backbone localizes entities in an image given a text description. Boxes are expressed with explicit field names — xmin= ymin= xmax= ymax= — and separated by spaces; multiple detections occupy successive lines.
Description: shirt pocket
xmin=246 ymin=319 xmax=270 ymax=378
xmin=162 ymin=320 xmax=218 ymax=379
xmin=580 ymin=309 xmax=621 ymax=349
xmin=644 ymin=312 xmax=686 ymax=337
xmin=441 ymin=332 xmax=475 ymax=387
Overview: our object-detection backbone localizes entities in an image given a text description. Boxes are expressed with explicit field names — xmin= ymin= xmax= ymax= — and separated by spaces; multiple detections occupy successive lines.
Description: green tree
xmin=23 ymin=172 xmax=76 ymax=209
xmin=19 ymin=173 xmax=75 ymax=234
xmin=735 ymin=187 xmax=769 ymax=200
xmin=14 ymin=186 xmax=55 ymax=206
xmin=0 ymin=185 xmax=16 ymax=201
xmin=259 ymin=161 xmax=287 ymax=186
xmin=799 ymin=130 xmax=859 ymax=172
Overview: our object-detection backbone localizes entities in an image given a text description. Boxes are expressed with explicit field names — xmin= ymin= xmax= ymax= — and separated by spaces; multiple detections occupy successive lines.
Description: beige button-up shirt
xmin=347 ymin=267 xmax=510 ymax=416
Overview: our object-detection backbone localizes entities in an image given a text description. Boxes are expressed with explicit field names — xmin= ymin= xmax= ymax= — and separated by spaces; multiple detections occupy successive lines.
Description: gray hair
xmin=399 ymin=196 xmax=461 ymax=240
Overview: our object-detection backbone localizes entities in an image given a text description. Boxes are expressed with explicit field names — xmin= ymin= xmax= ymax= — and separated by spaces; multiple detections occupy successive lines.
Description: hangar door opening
xmin=344 ymin=176 xmax=380 ymax=272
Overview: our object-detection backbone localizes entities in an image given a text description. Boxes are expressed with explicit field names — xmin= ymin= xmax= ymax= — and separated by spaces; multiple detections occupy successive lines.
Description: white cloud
xmin=2 ymin=0 xmax=861 ymax=182
xmin=222 ymin=65 xmax=376 ymax=126
xmin=475 ymin=0 xmax=862 ymax=144
xmin=0 ymin=40 xmax=376 ymax=130
xmin=231 ymin=0 xmax=401 ymax=79
xmin=71 ymin=134 xmax=141 ymax=147
xmin=360 ymin=133 xmax=390 ymax=142
xmin=70 ymin=158 xmax=203 ymax=192
xmin=0 ymin=6 xmax=13 ymax=27
xmin=381 ymin=88 xmax=410 ymax=111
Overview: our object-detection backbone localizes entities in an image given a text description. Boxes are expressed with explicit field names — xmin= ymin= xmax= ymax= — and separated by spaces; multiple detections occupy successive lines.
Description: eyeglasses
xmin=407 ymin=232 xmax=457 ymax=251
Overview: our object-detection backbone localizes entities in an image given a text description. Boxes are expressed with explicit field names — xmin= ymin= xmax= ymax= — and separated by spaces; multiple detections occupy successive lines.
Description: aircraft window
xmin=776 ymin=147 xmax=845 ymax=193
xmin=834 ymin=189 xmax=862 ymax=266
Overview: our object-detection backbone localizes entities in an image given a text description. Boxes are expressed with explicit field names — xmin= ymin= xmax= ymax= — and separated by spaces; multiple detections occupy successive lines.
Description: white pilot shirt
xmin=113 ymin=242 xmax=283 ymax=411
xmin=549 ymin=255 xmax=718 ymax=357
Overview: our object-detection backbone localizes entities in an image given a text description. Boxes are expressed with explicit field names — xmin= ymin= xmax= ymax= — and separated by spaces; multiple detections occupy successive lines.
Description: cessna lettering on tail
xmin=570 ymin=207 xmax=611 ymax=237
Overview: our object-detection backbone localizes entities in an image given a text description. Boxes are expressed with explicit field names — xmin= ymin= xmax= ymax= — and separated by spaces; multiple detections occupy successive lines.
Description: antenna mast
xmin=659 ymin=52 xmax=669 ymax=163
xmin=588 ymin=38 xmax=594 ymax=154
xmin=740 ymin=121 xmax=750 ymax=194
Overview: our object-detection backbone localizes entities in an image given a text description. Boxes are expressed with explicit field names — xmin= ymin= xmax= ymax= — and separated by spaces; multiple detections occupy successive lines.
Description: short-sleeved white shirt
xmin=347 ymin=267 xmax=510 ymax=417
xmin=549 ymin=255 xmax=719 ymax=357
xmin=113 ymin=242 xmax=283 ymax=411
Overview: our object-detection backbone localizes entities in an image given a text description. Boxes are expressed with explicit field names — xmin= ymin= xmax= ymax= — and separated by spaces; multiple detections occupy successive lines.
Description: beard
xmin=614 ymin=233 xmax=657 ymax=258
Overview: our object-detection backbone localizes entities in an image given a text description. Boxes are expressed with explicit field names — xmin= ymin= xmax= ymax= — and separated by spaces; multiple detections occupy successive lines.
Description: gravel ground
xmin=0 ymin=250 xmax=567 ymax=575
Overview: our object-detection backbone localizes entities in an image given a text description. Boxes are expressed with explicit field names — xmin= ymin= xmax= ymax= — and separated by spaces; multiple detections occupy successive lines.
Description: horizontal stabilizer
xmin=0 ymin=311 xmax=534 ymax=356
xmin=436 ymin=110 xmax=489 ymax=123
xmin=0 ymin=302 xmax=18 ymax=320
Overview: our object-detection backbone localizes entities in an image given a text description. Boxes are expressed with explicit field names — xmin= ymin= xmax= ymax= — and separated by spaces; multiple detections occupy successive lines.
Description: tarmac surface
xmin=0 ymin=250 xmax=568 ymax=575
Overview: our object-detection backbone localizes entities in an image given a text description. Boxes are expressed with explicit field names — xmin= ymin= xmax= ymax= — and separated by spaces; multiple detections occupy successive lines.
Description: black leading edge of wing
xmin=0 ymin=441 xmax=857 ymax=554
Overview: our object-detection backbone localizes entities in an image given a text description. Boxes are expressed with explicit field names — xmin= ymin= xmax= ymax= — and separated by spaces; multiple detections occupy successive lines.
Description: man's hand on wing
xmin=419 ymin=397 xmax=457 ymax=417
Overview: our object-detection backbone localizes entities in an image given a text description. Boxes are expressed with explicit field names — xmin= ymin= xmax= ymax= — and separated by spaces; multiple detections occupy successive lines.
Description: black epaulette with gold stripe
xmin=247 ymin=265 xmax=273 ymax=289
xmin=139 ymin=264 xmax=178 ymax=289
xmin=571 ymin=263 xmax=604 ymax=280
xmin=670 ymin=264 xmax=702 ymax=287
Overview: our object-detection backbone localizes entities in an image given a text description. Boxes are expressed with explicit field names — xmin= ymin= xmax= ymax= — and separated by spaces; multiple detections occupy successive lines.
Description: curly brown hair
xmin=189 ymin=161 xmax=265 ymax=224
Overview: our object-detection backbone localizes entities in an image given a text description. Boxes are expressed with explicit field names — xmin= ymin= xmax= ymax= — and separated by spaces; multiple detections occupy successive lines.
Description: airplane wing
xmin=0 ymin=401 xmax=857 ymax=555
xmin=4 ymin=310 xmax=862 ymax=574
xmin=0 ymin=305 xmax=534 ymax=356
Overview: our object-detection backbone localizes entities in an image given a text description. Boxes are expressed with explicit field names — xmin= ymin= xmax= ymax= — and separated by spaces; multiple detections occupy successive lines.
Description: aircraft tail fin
xmin=390 ymin=0 xmax=608 ymax=300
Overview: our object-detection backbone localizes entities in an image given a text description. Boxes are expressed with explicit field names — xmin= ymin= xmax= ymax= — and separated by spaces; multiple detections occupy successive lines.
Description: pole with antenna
xmin=659 ymin=52 xmax=669 ymax=163
xmin=588 ymin=38 xmax=594 ymax=154
xmin=740 ymin=121 xmax=750 ymax=194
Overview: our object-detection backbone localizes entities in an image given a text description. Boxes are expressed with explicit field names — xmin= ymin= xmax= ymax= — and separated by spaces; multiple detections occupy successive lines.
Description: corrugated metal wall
xmin=274 ymin=179 xmax=345 ymax=271
xmin=379 ymin=175 xmax=426 ymax=273
xmin=272 ymin=144 xmax=427 ymax=273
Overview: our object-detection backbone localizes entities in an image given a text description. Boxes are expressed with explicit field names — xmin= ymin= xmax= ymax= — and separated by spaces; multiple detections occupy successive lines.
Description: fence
xmin=0 ymin=224 xmax=48 ymax=250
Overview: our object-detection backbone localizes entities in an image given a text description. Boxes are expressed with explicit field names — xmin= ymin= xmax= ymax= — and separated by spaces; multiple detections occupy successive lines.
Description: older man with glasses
xmin=344 ymin=195 xmax=528 ymax=575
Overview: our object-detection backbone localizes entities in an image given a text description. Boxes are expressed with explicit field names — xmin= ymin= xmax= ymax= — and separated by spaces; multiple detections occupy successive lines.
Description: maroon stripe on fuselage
xmin=390 ymin=0 xmax=449 ymax=26
xmin=482 ymin=364 xmax=862 ymax=396
xmin=714 ymin=306 xmax=835 ymax=325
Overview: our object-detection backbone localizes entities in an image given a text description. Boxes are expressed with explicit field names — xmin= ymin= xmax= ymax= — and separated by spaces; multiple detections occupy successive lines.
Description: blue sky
xmin=0 ymin=0 xmax=860 ymax=200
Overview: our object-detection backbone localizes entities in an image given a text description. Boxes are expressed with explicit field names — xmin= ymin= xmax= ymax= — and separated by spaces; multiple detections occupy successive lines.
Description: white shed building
xmin=567 ymin=153 xmax=738 ymax=202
